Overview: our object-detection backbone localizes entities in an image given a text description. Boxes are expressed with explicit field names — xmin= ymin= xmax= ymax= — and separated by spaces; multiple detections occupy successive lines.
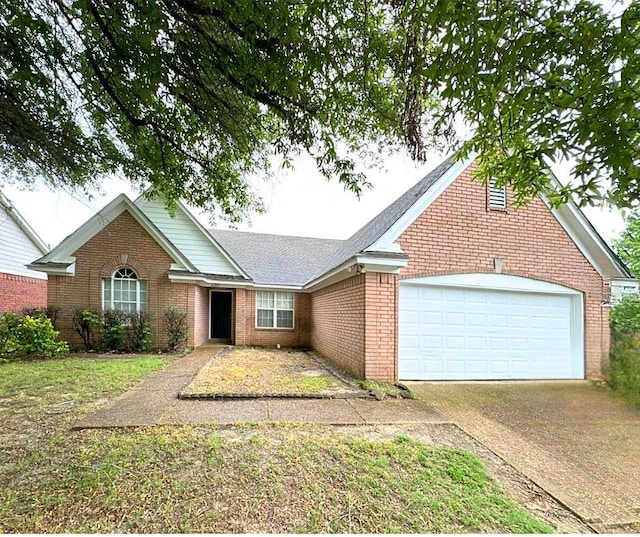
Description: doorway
xmin=210 ymin=290 xmax=233 ymax=341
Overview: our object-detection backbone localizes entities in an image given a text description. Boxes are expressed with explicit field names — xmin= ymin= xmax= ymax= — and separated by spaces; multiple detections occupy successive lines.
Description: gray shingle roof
xmin=208 ymin=230 xmax=343 ymax=286
xmin=308 ymin=156 xmax=456 ymax=281
xmin=209 ymin=156 xmax=456 ymax=287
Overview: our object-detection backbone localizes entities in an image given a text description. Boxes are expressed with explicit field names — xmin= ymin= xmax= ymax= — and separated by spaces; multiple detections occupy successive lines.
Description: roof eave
xmin=304 ymin=253 xmax=409 ymax=292
xmin=36 ymin=194 xmax=196 ymax=273
xmin=0 ymin=192 xmax=49 ymax=254
xmin=542 ymin=174 xmax=631 ymax=279
xmin=365 ymin=155 xmax=476 ymax=252
xmin=27 ymin=260 xmax=76 ymax=276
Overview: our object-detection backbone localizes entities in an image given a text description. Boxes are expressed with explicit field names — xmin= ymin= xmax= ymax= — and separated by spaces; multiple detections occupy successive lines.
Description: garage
xmin=398 ymin=274 xmax=584 ymax=380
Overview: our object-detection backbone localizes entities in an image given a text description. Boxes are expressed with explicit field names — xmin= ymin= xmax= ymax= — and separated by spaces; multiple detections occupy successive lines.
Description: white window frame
xmin=102 ymin=268 xmax=147 ymax=312
xmin=488 ymin=178 xmax=507 ymax=210
xmin=255 ymin=291 xmax=295 ymax=329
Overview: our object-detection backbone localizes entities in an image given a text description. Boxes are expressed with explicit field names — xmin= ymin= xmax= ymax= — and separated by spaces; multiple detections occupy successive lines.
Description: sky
xmin=1 ymin=149 xmax=629 ymax=252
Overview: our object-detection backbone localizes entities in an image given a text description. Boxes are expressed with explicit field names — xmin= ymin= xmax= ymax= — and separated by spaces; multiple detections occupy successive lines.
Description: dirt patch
xmin=180 ymin=347 xmax=367 ymax=399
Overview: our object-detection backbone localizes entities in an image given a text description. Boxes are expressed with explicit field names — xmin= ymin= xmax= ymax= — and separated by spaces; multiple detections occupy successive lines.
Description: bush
xmin=101 ymin=309 xmax=127 ymax=351
xmin=21 ymin=305 xmax=62 ymax=330
xmin=126 ymin=310 xmax=153 ymax=352
xmin=608 ymin=332 xmax=640 ymax=407
xmin=609 ymin=295 xmax=640 ymax=334
xmin=72 ymin=309 xmax=102 ymax=351
xmin=0 ymin=312 xmax=68 ymax=362
xmin=165 ymin=306 xmax=188 ymax=352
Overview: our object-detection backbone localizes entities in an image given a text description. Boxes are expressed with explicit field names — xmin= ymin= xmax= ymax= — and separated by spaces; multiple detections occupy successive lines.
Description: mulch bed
xmin=179 ymin=347 xmax=369 ymax=399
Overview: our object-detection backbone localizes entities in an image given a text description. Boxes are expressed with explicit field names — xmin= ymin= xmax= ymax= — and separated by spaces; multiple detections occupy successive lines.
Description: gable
xmin=135 ymin=196 xmax=245 ymax=278
xmin=365 ymin=157 xmax=628 ymax=280
xmin=73 ymin=210 xmax=176 ymax=272
xmin=397 ymin=163 xmax=605 ymax=288
xmin=0 ymin=193 xmax=47 ymax=279
xmin=29 ymin=194 xmax=193 ymax=276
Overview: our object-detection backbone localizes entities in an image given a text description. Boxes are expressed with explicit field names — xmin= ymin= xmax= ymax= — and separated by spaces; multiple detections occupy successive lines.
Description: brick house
xmin=0 ymin=192 xmax=48 ymax=313
xmin=29 ymin=156 xmax=633 ymax=381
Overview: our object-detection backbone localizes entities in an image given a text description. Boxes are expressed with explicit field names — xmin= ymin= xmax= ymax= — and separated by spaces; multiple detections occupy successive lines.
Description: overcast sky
xmin=2 ymin=150 xmax=628 ymax=251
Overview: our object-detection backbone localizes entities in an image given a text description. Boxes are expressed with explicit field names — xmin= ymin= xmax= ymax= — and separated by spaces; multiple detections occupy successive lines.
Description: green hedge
xmin=608 ymin=296 xmax=640 ymax=407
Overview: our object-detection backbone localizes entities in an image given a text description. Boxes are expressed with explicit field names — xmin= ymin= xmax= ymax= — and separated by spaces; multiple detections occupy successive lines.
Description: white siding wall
xmin=136 ymin=197 xmax=240 ymax=276
xmin=0 ymin=203 xmax=47 ymax=279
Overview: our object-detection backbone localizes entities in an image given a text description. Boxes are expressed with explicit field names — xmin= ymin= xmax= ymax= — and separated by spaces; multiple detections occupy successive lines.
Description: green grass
xmin=0 ymin=426 xmax=551 ymax=533
xmin=0 ymin=357 xmax=553 ymax=533
xmin=0 ymin=357 xmax=166 ymax=411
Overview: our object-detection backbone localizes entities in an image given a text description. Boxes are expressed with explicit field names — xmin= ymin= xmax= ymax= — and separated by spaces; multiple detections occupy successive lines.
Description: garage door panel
xmin=511 ymin=361 xmax=529 ymax=374
xmin=422 ymin=335 xmax=442 ymax=349
xmin=444 ymin=288 xmax=465 ymax=302
xmin=489 ymin=337 xmax=508 ymax=350
xmin=446 ymin=361 xmax=466 ymax=374
xmin=468 ymin=361 xmax=488 ymax=374
xmin=422 ymin=311 xmax=442 ymax=324
xmin=399 ymin=281 xmax=583 ymax=380
xmin=445 ymin=312 xmax=465 ymax=326
xmin=468 ymin=336 xmax=487 ymax=350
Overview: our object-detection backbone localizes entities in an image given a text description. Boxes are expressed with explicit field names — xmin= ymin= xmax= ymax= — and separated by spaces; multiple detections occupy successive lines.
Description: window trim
xmin=255 ymin=290 xmax=295 ymax=330
xmin=102 ymin=268 xmax=147 ymax=312
xmin=487 ymin=178 xmax=507 ymax=211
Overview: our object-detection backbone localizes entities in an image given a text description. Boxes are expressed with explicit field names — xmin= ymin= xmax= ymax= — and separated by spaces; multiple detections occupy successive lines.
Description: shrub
xmin=72 ymin=309 xmax=102 ymax=351
xmin=126 ymin=310 xmax=153 ymax=352
xmin=0 ymin=312 xmax=68 ymax=362
xmin=21 ymin=306 xmax=61 ymax=330
xmin=608 ymin=332 xmax=640 ymax=407
xmin=101 ymin=309 xmax=127 ymax=351
xmin=609 ymin=295 xmax=640 ymax=334
xmin=165 ymin=306 xmax=188 ymax=352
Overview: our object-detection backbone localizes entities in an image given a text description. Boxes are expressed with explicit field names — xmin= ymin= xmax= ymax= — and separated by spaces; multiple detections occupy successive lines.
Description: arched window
xmin=102 ymin=268 xmax=147 ymax=312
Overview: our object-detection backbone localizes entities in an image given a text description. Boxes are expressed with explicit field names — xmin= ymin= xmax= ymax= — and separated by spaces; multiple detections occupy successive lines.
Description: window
xmin=256 ymin=291 xmax=294 ymax=328
xmin=488 ymin=178 xmax=507 ymax=210
xmin=103 ymin=268 xmax=147 ymax=312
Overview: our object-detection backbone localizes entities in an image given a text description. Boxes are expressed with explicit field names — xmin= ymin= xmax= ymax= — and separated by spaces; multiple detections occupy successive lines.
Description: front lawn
xmin=0 ymin=357 xmax=167 ymax=412
xmin=0 ymin=357 xmax=552 ymax=533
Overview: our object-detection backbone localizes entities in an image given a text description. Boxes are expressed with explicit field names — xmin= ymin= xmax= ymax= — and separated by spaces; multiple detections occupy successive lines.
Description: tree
xmin=613 ymin=209 xmax=640 ymax=278
xmin=1 ymin=0 xmax=638 ymax=219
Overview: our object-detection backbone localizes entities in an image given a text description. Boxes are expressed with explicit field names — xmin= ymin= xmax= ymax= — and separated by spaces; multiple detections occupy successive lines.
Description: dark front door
xmin=210 ymin=291 xmax=232 ymax=340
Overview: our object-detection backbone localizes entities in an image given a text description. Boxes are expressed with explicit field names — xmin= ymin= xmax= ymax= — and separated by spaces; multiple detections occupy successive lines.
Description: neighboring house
xmin=29 ymin=157 xmax=633 ymax=381
xmin=0 ymin=192 xmax=48 ymax=313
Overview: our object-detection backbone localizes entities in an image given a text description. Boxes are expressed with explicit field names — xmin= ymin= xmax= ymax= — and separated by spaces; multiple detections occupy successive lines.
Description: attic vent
xmin=488 ymin=179 xmax=507 ymax=210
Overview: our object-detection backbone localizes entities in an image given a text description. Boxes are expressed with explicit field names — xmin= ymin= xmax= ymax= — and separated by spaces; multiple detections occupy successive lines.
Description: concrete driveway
xmin=408 ymin=381 xmax=640 ymax=532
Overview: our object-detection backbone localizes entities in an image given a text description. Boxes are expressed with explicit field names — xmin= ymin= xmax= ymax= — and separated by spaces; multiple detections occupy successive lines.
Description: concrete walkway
xmin=409 ymin=381 xmax=640 ymax=532
xmin=73 ymin=347 xmax=447 ymax=429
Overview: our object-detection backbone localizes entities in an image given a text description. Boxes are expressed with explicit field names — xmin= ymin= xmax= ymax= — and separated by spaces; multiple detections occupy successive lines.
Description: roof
xmin=29 ymin=194 xmax=196 ymax=275
xmin=209 ymin=229 xmax=343 ymax=287
xmin=0 ymin=191 xmax=48 ymax=254
xmin=209 ymin=157 xmax=461 ymax=286
xmin=309 ymin=157 xmax=458 ymax=281
xmin=28 ymin=154 xmax=631 ymax=286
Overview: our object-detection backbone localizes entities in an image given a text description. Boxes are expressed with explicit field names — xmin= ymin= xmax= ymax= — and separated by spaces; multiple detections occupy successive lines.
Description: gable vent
xmin=488 ymin=179 xmax=507 ymax=210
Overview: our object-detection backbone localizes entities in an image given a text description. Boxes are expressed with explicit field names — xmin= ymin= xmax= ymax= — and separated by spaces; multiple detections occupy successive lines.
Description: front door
xmin=210 ymin=291 xmax=233 ymax=340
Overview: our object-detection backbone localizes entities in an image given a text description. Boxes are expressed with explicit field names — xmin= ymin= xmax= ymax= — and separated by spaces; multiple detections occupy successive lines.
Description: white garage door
xmin=398 ymin=274 xmax=584 ymax=380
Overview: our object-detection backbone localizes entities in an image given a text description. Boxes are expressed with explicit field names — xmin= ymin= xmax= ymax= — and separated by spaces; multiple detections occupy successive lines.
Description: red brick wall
xmin=364 ymin=272 xmax=398 ymax=381
xmin=235 ymin=288 xmax=247 ymax=344
xmin=0 ymin=273 xmax=47 ymax=314
xmin=192 ymin=285 xmax=210 ymax=347
xmin=396 ymin=161 xmax=608 ymax=379
xmin=311 ymin=274 xmax=366 ymax=377
xmin=237 ymin=290 xmax=310 ymax=347
xmin=48 ymin=211 xmax=189 ymax=350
